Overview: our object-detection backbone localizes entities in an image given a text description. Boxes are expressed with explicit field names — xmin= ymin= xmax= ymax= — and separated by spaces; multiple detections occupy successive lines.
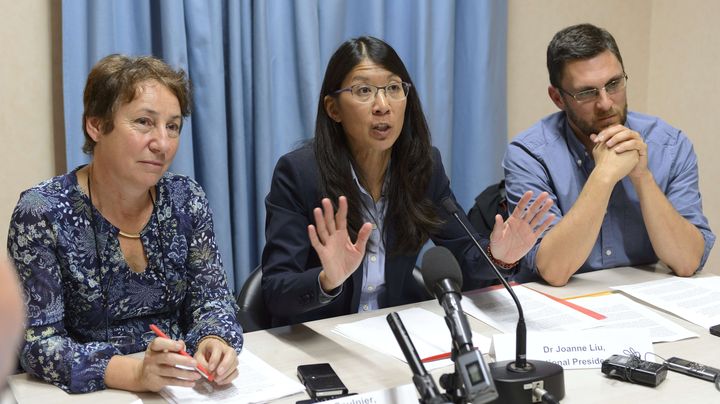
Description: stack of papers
xmin=332 ymin=307 xmax=491 ymax=370
xmin=570 ymin=293 xmax=697 ymax=342
xmin=461 ymin=285 xmax=602 ymax=333
xmin=611 ymin=276 xmax=720 ymax=328
xmin=160 ymin=348 xmax=304 ymax=403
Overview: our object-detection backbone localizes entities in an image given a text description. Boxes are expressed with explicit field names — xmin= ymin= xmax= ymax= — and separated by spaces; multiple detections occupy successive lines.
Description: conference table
xmin=7 ymin=265 xmax=720 ymax=403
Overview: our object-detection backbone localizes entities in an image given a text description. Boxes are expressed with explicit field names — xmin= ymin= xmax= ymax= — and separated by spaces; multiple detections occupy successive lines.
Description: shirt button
xmin=576 ymin=159 xmax=582 ymax=166
xmin=372 ymin=223 xmax=377 ymax=230
xmin=367 ymin=285 xmax=374 ymax=292
xmin=370 ymin=255 xmax=377 ymax=262
xmin=362 ymin=304 xmax=369 ymax=311
xmin=605 ymin=249 xmax=612 ymax=256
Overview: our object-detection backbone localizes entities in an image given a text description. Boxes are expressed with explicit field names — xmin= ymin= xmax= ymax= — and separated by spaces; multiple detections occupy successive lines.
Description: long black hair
xmin=313 ymin=36 xmax=441 ymax=255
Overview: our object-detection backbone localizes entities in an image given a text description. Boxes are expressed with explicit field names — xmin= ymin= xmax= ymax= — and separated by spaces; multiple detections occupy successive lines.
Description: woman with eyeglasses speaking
xmin=261 ymin=36 xmax=555 ymax=326
xmin=7 ymin=55 xmax=242 ymax=393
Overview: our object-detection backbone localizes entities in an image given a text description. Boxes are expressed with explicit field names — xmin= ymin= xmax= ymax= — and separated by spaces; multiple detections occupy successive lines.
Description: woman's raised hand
xmin=489 ymin=191 xmax=555 ymax=265
xmin=308 ymin=196 xmax=372 ymax=292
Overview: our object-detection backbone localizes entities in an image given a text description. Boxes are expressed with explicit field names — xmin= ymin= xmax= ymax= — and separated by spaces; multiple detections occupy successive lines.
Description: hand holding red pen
xmin=195 ymin=336 xmax=240 ymax=385
xmin=150 ymin=324 xmax=239 ymax=385
xmin=102 ymin=326 xmax=206 ymax=392
xmin=149 ymin=324 xmax=214 ymax=382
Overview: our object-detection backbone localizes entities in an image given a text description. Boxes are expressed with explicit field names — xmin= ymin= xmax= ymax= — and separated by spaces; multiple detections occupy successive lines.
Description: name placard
xmin=492 ymin=328 xmax=653 ymax=369
xmin=324 ymin=384 xmax=417 ymax=404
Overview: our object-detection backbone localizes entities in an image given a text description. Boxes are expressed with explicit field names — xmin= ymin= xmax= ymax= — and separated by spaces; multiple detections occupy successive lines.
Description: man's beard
xmin=566 ymin=102 xmax=628 ymax=138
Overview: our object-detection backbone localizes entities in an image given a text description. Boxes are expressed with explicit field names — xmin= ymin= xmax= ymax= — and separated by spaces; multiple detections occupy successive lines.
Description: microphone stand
xmin=443 ymin=198 xmax=564 ymax=403
xmin=420 ymin=260 xmax=497 ymax=404
xmin=387 ymin=312 xmax=452 ymax=404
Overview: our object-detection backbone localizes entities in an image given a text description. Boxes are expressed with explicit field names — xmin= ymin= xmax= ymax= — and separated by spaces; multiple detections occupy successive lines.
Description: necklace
xmin=85 ymin=165 xmax=169 ymax=344
xmin=87 ymin=167 xmax=152 ymax=238
xmin=118 ymin=230 xmax=141 ymax=239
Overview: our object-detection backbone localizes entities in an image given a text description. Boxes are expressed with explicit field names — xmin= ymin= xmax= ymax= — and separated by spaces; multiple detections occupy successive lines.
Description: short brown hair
xmin=546 ymin=24 xmax=624 ymax=89
xmin=82 ymin=54 xmax=191 ymax=154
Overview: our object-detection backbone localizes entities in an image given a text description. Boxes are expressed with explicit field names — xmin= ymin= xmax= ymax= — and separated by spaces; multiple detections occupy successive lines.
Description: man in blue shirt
xmin=503 ymin=23 xmax=715 ymax=286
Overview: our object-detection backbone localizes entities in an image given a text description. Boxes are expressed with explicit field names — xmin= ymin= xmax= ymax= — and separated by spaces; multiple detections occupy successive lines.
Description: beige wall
xmin=1 ymin=1 xmax=716 ymax=272
xmin=508 ymin=0 xmax=718 ymax=274
xmin=647 ymin=1 xmax=720 ymax=273
xmin=0 ymin=0 xmax=64 ymax=257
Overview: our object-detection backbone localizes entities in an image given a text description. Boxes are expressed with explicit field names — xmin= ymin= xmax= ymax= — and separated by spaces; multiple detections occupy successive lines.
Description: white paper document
xmin=160 ymin=348 xmax=304 ymax=403
xmin=570 ymin=293 xmax=697 ymax=342
xmin=610 ymin=276 xmax=720 ymax=328
xmin=462 ymin=285 xmax=601 ymax=333
xmin=323 ymin=383 xmax=417 ymax=404
xmin=332 ymin=307 xmax=491 ymax=371
xmin=492 ymin=328 xmax=654 ymax=370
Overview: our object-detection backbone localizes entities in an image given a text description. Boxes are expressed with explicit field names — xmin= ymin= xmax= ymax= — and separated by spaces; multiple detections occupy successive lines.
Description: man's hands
xmin=308 ymin=196 xmax=372 ymax=292
xmin=590 ymin=124 xmax=647 ymax=183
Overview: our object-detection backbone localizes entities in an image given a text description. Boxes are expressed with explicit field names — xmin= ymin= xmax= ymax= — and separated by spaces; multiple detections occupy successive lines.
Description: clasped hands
xmin=590 ymin=124 xmax=649 ymax=183
xmin=309 ymin=193 xmax=556 ymax=293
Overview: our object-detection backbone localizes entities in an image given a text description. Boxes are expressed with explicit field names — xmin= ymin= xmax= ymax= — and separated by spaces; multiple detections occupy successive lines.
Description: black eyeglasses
xmin=333 ymin=82 xmax=411 ymax=103
xmin=558 ymin=74 xmax=628 ymax=103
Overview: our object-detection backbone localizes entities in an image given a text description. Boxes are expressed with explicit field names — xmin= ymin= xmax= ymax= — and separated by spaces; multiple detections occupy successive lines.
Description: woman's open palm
xmin=489 ymin=191 xmax=555 ymax=264
xmin=308 ymin=196 xmax=372 ymax=291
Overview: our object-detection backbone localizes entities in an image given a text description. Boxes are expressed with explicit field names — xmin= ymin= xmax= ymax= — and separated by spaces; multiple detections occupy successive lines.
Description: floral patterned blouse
xmin=7 ymin=167 xmax=243 ymax=393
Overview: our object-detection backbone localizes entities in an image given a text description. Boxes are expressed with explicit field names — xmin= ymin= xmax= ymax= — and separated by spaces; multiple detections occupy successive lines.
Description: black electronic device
xmin=601 ymin=354 xmax=667 ymax=387
xmin=665 ymin=357 xmax=720 ymax=382
xmin=710 ymin=324 xmax=720 ymax=337
xmin=441 ymin=198 xmax=565 ymax=404
xmin=453 ymin=347 xmax=495 ymax=394
xmin=420 ymin=247 xmax=499 ymax=404
xmin=296 ymin=363 xmax=348 ymax=401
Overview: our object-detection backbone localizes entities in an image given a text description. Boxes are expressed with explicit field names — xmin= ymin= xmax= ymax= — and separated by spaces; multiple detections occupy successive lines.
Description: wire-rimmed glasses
xmin=333 ymin=82 xmax=411 ymax=102
xmin=559 ymin=74 xmax=628 ymax=103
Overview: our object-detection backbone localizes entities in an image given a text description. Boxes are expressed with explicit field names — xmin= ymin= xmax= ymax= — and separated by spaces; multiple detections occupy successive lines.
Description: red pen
xmin=421 ymin=352 xmax=452 ymax=363
xmin=149 ymin=324 xmax=214 ymax=382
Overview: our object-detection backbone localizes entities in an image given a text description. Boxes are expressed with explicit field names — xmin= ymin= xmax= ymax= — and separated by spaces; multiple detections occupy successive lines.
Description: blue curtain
xmin=62 ymin=0 xmax=507 ymax=292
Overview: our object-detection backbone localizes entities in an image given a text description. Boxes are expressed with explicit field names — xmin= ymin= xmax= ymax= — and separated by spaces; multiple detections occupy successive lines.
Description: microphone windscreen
xmin=420 ymin=246 xmax=463 ymax=291
xmin=441 ymin=197 xmax=459 ymax=215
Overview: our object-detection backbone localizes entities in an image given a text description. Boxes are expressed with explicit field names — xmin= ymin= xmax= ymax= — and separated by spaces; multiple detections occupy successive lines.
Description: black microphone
xmin=441 ymin=197 xmax=565 ymax=403
xmin=440 ymin=197 xmax=528 ymax=368
xmin=420 ymin=247 xmax=498 ymax=404
xmin=420 ymin=246 xmax=474 ymax=354
xmin=386 ymin=312 xmax=450 ymax=404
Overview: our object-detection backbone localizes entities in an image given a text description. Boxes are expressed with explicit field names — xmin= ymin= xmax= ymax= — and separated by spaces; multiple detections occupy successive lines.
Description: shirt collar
xmin=350 ymin=160 xmax=391 ymax=199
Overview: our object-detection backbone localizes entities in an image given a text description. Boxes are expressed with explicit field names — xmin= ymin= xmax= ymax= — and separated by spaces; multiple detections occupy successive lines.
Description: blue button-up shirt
xmin=352 ymin=166 xmax=388 ymax=312
xmin=503 ymin=111 xmax=715 ymax=282
xmin=316 ymin=164 xmax=389 ymax=312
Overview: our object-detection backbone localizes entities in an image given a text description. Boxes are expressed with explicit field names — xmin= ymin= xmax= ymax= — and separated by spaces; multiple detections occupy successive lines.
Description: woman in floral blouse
xmin=7 ymin=54 xmax=243 ymax=393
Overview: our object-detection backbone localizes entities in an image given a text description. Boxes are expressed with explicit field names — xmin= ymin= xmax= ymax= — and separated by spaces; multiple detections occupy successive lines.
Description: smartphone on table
xmin=296 ymin=363 xmax=348 ymax=401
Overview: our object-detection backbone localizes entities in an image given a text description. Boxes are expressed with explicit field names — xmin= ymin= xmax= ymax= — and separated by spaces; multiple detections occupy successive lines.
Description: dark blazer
xmin=261 ymin=145 xmax=503 ymax=326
